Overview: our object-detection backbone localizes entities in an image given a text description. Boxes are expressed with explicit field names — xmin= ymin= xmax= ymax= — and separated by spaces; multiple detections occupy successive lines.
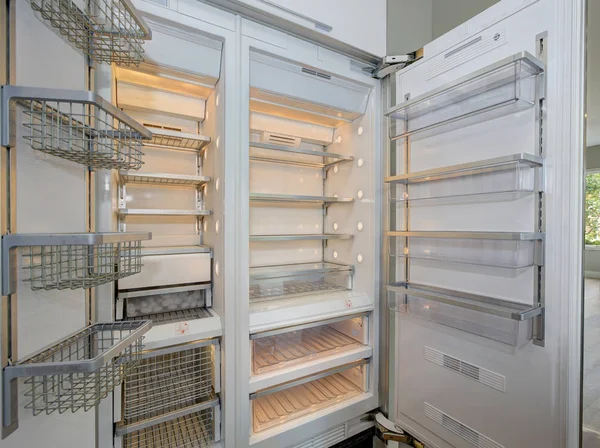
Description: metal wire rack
xmin=252 ymin=326 xmax=361 ymax=374
xmin=123 ymin=408 xmax=215 ymax=448
xmin=30 ymin=0 xmax=151 ymax=66
xmin=3 ymin=321 xmax=151 ymax=421
xmin=147 ymin=130 xmax=211 ymax=151
xmin=127 ymin=307 xmax=213 ymax=325
xmin=1 ymin=86 xmax=152 ymax=170
xmin=123 ymin=345 xmax=215 ymax=424
xmin=1 ymin=232 xmax=151 ymax=295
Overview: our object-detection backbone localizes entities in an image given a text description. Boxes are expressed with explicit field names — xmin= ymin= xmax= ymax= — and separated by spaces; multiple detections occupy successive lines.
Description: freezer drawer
xmin=250 ymin=359 xmax=369 ymax=434
xmin=118 ymin=253 xmax=211 ymax=289
xmin=250 ymin=314 xmax=368 ymax=375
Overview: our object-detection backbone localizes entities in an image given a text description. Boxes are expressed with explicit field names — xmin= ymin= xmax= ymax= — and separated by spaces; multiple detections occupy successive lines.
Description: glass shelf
xmin=387 ymin=282 xmax=542 ymax=346
xmin=250 ymin=234 xmax=353 ymax=242
xmin=250 ymin=360 xmax=367 ymax=433
xmin=386 ymin=153 xmax=543 ymax=202
xmin=250 ymin=193 xmax=354 ymax=204
xmin=386 ymin=52 xmax=544 ymax=140
xmin=118 ymin=209 xmax=212 ymax=217
xmin=120 ymin=172 xmax=211 ymax=187
xmin=145 ymin=129 xmax=211 ymax=151
xmin=250 ymin=141 xmax=353 ymax=169
xmin=249 ymin=262 xmax=354 ymax=302
xmin=387 ymin=231 xmax=544 ymax=269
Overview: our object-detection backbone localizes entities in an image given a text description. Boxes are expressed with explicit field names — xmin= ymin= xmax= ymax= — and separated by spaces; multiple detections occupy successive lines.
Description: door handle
xmin=256 ymin=0 xmax=333 ymax=32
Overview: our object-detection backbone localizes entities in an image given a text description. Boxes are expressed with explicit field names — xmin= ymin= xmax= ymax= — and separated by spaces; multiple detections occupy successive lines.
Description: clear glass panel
xmin=389 ymin=235 xmax=538 ymax=269
xmin=251 ymin=364 xmax=366 ymax=433
xmin=251 ymin=316 xmax=366 ymax=375
xmin=249 ymin=262 xmax=353 ymax=302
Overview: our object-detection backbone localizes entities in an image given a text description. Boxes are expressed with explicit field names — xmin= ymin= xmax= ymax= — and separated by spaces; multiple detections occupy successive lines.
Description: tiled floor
xmin=584 ymin=278 xmax=600 ymax=447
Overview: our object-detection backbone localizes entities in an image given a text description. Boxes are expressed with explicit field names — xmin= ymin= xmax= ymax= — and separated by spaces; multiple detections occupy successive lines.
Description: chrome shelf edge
xmin=387 ymin=282 xmax=543 ymax=321
xmin=385 ymin=230 xmax=544 ymax=241
xmin=250 ymin=262 xmax=354 ymax=281
xmin=139 ymin=246 xmax=212 ymax=256
xmin=119 ymin=171 xmax=212 ymax=185
xmin=249 ymin=193 xmax=354 ymax=204
xmin=250 ymin=234 xmax=354 ymax=242
xmin=385 ymin=153 xmax=544 ymax=184
xmin=118 ymin=209 xmax=212 ymax=216
xmin=250 ymin=141 xmax=353 ymax=164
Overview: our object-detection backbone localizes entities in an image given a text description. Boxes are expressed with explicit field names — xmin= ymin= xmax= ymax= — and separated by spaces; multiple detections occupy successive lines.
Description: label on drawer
xmin=175 ymin=322 xmax=190 ymax=335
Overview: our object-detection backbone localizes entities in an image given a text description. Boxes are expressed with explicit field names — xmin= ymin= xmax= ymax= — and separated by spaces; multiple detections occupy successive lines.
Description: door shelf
xmin=250 ymin=234 xmax=353 ymax=242
xmin=387 ymin=231 xmax=544 ymax=269
xmin=387 ymin=282 xmax=543 ymax=346
xmin=250 ymin=141 xmax=353 ymax=169
xmin=250 ymin=193 xmax=354 ymax=204
xmin=146 ymin=129 xmax=211 ymax=151
xmin=122 ymin=405 xmax=219 ymax=448
xmin=250 ymin=313 xmax=367 ymax=375
xmin=386 ymin=153 xmax=544 ymax=202
xmin=2 ymin=321 xmax=151 ymax=424
xmin=119 ymin=340 xmax=219 ymax=426
xmin=250 ymin=262 xmax=353 ymax=302
xmin=120 ymin=171 xmax=211 ymax=187
xmin=1 ymin=86 xmax=151 ymax=170
xmin=1 ymin=231 xmax=152 ymax=295
xmin=30 ymin=0 xmax=151 ymax=65
xmin=250 ymin=359 xmax=368 ymax=434
xmin=386 ymin=52 xmax=544 ymax=140
xmin=119 ymin=209 xmax=212 ymax=216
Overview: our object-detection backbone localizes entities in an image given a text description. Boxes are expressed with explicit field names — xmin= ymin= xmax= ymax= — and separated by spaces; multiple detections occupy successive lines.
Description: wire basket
xmin=123 ymin=344 xmax=216 ymax=424
xmin=123 ymin=408 xmax=216 ymax=448
xmin=30 ymin=0 xmax=151 ymax=66
xmin=2 ymin=232 xmax=152 ymax=294
xmin=3 ymin=321 xmax=151 ymax=417
xmin=1 ymin=86 xmax=151 ymax=170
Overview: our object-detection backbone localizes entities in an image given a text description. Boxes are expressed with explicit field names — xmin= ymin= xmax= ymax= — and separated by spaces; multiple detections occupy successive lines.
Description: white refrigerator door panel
xmin=389 ymin=1 xmax=579 ymax=447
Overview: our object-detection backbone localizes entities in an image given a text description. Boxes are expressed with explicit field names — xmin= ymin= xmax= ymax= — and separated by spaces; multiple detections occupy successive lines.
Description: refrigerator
xmin=0 ymin=0 xmax=585 ymax=447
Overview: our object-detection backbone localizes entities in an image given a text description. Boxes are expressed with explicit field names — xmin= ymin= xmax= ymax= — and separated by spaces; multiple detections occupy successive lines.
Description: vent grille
xmin=261 ymin=131 xmax=301 ymax=148
xmin=424 ymin=346 xmax=505 ymax=392
xmin=301 ymin=67 xmax=332 ymax=80
xmin=288 ymin=424 xmax=346 ymax=448
xmin=142 ymin=123 xmax=182 ymax=132
xmin=424 ymin=403 xmax=504 ymax=448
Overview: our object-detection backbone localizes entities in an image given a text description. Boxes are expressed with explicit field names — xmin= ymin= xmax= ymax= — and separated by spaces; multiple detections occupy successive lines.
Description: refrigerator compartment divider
xmin=250 ymin=262 xmax=354 ymax=302
xmin=386 ymin=51 xmax=545 ymax=140
xmin=121 ymin=406 xmax=219 ymax=448
xmin=120 ymin=340 xmax=219 ymax=425
xmin=250 ymin=359 xmax=368 ymax=434
xmin=2 ymin=321 xmax=151 ymax=428
xmin=250 ymin=141 xmax=353 ymax=169
xmin=386 ymin=153 xmax=544 ymax=202
xmin=120 ymin=171 xmax=212 ymax=187
xmin=250 ymin=234 xmax=353 ymax=242
xmin=119 ymin=209 xmax=212 ymax=216
xmin=387 ymin=282 xmax=543 ymax=346
xmin=1 ymin=232 xmax=152 ymax=295
xmin=387 ymin=231 xmax=545 ymax=269
xmin=29 ymin=0 xmax=151 ymax=65
xmin=1 ymin=86 xmax=152 ymax=169
xmin=145 ymin=129 xmax=211 ymax=151
xmin=250 ymin=193 xmax=354 ymax=204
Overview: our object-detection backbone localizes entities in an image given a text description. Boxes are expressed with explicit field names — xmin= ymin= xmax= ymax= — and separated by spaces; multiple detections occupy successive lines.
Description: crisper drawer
xmin=118 ymin=253 xmax=211 ymax=289
xmin=250 ymin=359 xmax=369 ymax=434
xmin=116 ymin=339 xmax=221 ymax=446
xmin=250 ymin=313 xmax=369 ymax=377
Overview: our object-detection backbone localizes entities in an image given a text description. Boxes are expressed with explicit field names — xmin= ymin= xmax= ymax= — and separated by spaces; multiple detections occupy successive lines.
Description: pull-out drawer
xmin=116 ymin=339 xmax=221 ymax=444
xmin=250 ymin=359 xmax=369 ymax=436
xmin=249 ymin=313 xmax=371 ymax=392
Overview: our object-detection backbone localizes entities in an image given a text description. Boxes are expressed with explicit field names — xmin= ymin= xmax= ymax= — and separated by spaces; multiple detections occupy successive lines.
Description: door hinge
xmin=372 ymin=48 xmax=423 ymax=79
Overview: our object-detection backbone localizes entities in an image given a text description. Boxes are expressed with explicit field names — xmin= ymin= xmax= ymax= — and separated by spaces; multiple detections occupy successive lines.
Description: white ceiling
xmin=588 ymin=0 xmax=600 ymax=147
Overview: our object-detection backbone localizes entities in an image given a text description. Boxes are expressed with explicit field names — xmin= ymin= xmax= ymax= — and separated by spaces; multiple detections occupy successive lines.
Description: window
xmin=586 ymin=173 xmax=600 ymax=245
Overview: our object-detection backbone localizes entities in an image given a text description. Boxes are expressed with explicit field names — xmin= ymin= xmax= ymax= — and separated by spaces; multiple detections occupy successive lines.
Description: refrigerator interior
xmin=247 ymin=49 xmax=377 ymax=440
xmin=111 ymin=20 xmax=225 ymax=447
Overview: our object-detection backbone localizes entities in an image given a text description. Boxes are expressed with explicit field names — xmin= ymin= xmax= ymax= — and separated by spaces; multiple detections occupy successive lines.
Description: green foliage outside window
xmin=586 ymin=173 xmax=600 ymax=245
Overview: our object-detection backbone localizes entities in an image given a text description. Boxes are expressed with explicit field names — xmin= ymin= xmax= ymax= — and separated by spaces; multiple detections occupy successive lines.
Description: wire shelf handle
xmin=1 ymin=85 xmax=152 ymax=170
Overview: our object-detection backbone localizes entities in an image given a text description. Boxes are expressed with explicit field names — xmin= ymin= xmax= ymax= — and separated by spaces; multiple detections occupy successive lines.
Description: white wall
xmin=386 ymin=0 xmax=500 ymax=55
xmin=431 ymin=0 xmax=499 ymax=39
